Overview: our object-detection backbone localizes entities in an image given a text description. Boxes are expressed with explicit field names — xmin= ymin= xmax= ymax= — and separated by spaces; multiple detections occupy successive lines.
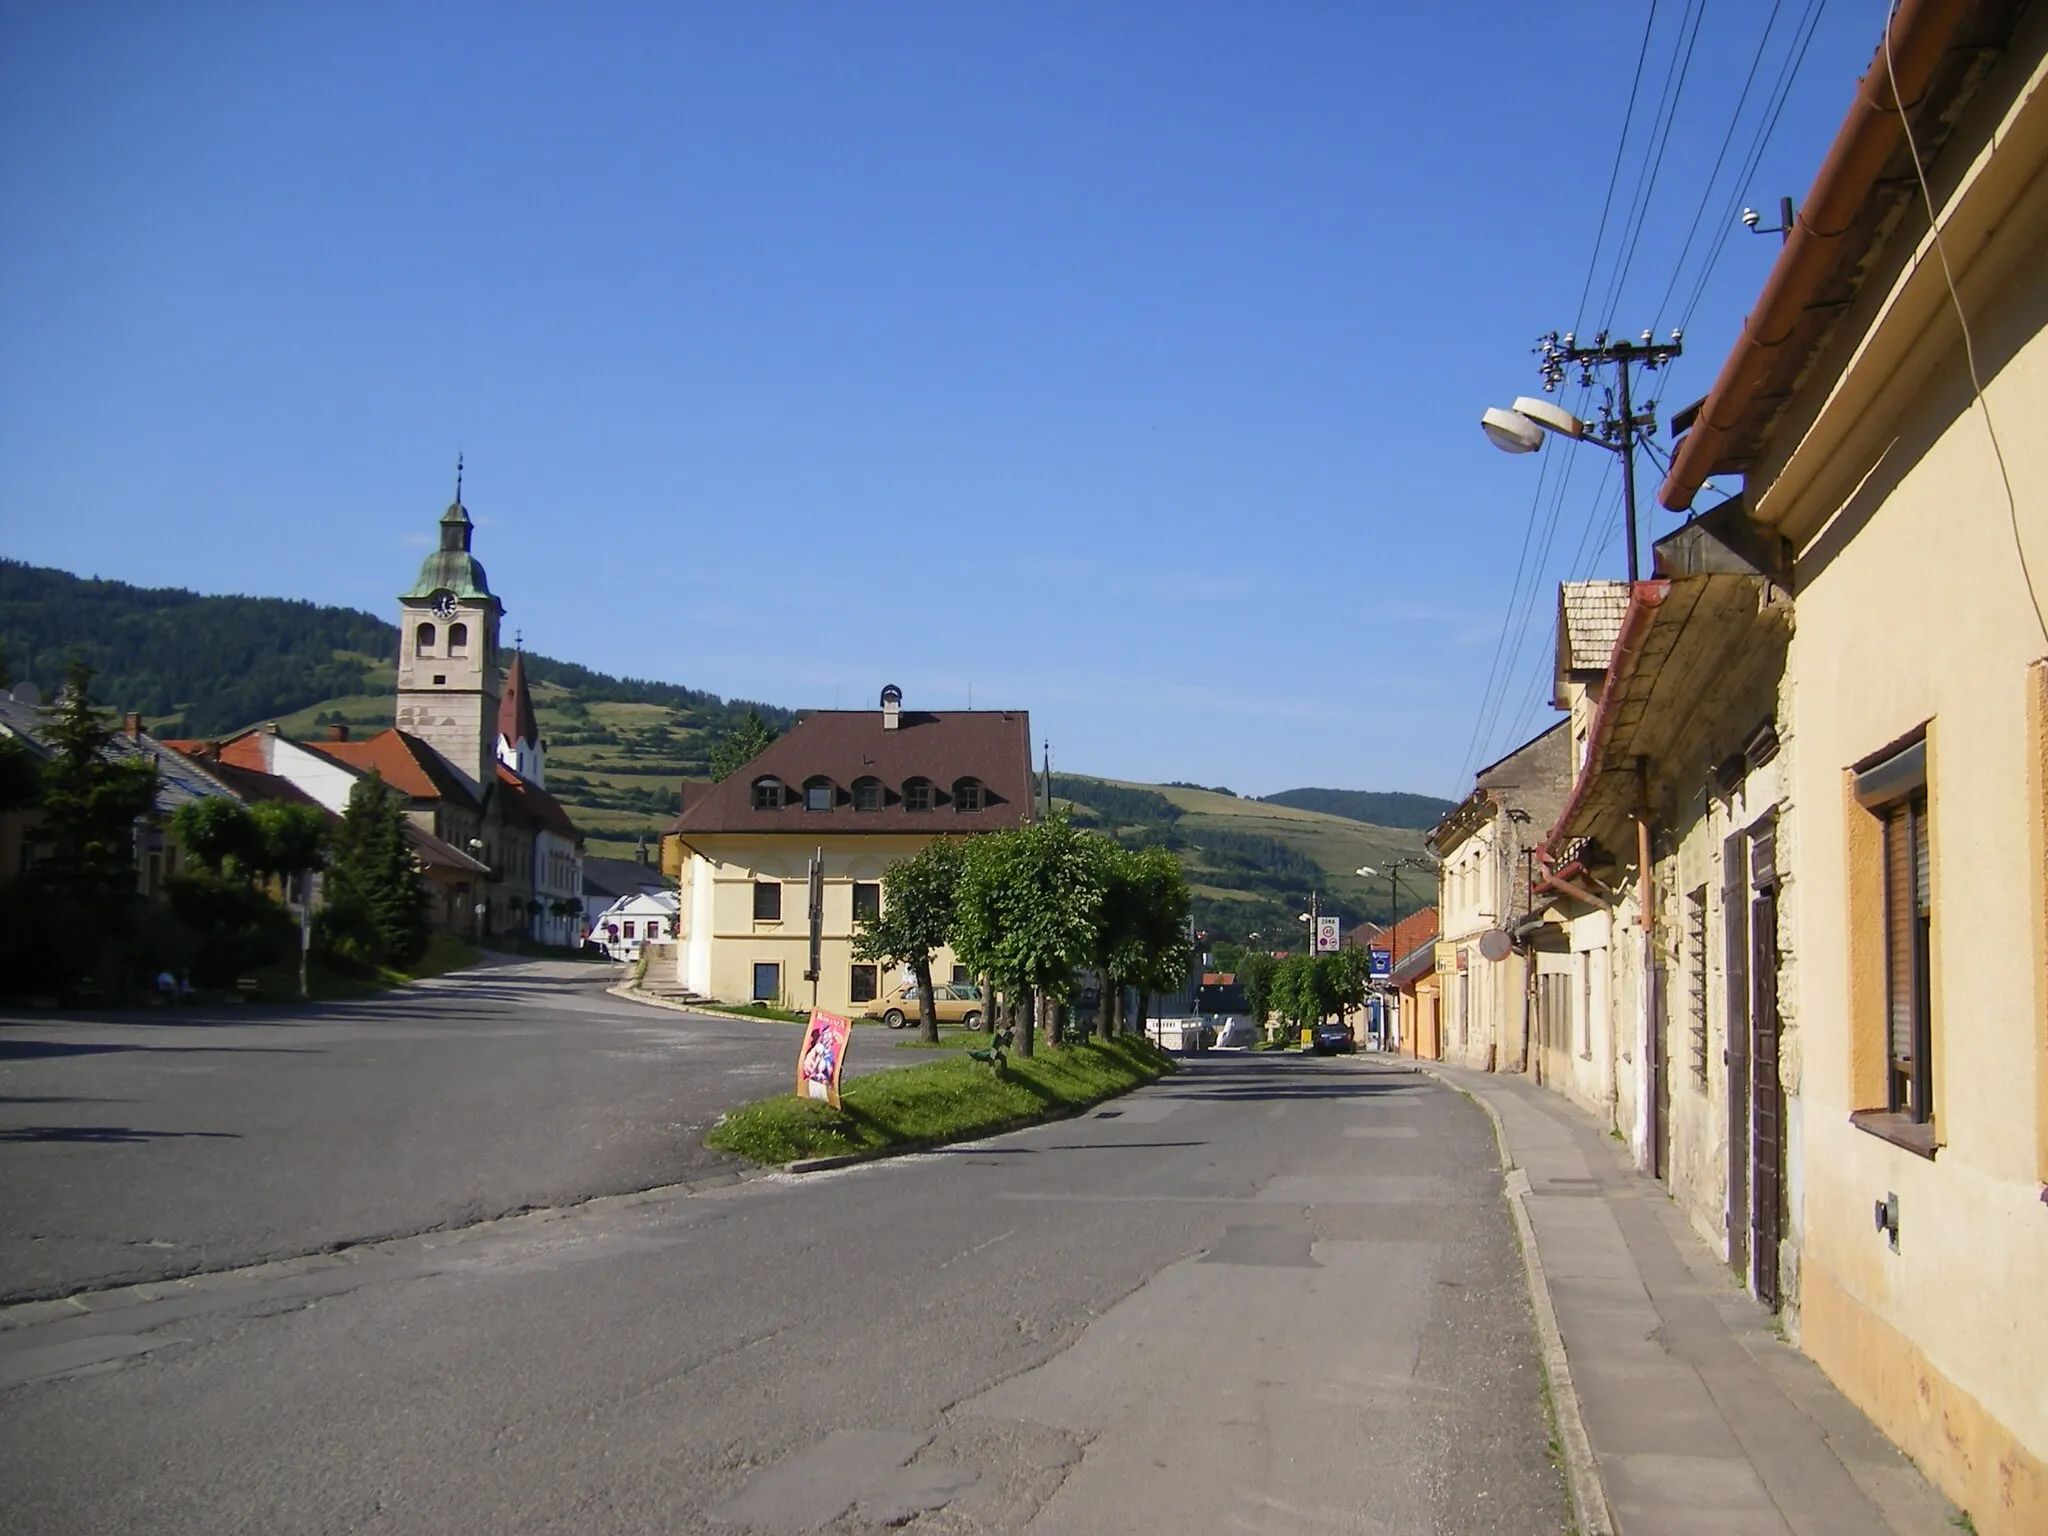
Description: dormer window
xmin=752 ymin=778 xmax=783 ymax=811
xmin=952 ymin=777 xmax=984 ymax=814
xmin=804 ymin=776 xmax=834 ymax=812
xmin=902 ymin=777 xmax=933 ymax=813
xmin=448 ymin=622 xmax=469 ymax=654
xmin=415 ymin=622 xmax=436 ymax=655
xmin=852 ymin=776 xmax=884 ymax=812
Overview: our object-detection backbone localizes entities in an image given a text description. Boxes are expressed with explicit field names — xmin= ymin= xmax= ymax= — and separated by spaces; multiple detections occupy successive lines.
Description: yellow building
xmin=668 ymin=686 xmax=1033 ymax=1016
xmin=1657 ymin=6 xmax=2048 ymax=1526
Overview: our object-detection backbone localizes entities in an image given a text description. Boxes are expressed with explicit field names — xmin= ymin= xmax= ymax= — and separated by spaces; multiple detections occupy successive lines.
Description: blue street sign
xmin=1368 ymin=947 xmax=1392 ymax=979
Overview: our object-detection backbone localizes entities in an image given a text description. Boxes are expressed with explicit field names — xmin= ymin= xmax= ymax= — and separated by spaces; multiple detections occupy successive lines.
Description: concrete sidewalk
xmin=1424 ymin=1059 xmax=1958 ymax=1536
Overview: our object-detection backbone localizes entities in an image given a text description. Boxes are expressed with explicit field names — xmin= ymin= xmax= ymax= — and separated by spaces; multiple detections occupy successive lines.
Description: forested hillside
xmin=1259 ymin=786 xmax=1455 ymax=830
xmin=0 ymin=560 xmax=792 ymax=738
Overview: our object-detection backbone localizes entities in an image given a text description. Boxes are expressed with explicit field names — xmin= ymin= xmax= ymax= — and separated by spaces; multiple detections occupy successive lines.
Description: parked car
xmin=864 ymin=981 xmax=984 ymax=1029
xmin=1312 ymin=1020 xmax=1356 ymax=1055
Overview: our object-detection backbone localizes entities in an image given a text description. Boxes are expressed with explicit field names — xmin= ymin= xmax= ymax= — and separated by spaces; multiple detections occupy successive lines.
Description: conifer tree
xmin=321 ymin=772 xmax=429 ymax=968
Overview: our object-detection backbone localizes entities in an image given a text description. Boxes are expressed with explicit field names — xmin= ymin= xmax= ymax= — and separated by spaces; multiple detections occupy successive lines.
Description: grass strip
xmin=706 ymin=1035 xmax=1175 ymax=1165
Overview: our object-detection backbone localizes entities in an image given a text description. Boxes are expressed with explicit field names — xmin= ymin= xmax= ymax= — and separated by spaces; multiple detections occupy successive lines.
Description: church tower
xmin=496 ymin=650 xmax=544 ymax=787
xmin=395 ymin=472 xmax=503 ymax=794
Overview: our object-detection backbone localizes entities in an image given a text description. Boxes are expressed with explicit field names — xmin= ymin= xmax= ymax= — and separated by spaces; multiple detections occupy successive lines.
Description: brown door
xmin=1750 ymin=882 xmax=1784 ymax=1309
xmin=1722 ymin=842 xmax=1750 ymax=1281
xmin=1650 ymin=956 xmax=1670 ymax=1180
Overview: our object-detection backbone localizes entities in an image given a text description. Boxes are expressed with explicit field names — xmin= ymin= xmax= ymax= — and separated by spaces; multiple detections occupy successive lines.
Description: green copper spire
xmin=401 ymin=459 xmax=496 ymax=600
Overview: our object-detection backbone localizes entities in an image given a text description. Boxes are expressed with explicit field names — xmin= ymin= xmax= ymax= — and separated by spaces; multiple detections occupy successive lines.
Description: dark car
xmin=1312 ymin=1020 xmax=1356 ymax=1055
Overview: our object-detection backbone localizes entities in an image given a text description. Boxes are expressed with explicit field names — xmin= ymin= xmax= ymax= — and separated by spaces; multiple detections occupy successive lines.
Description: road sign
xmin=1368 ymin=947 xmax=1391 ymax=979
xmin=1313 ymin=916 xmax=1340 ymax=954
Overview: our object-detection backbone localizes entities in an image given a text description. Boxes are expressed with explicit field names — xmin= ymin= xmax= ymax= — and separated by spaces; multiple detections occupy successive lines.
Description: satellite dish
xmin=1478 ymin=928 xmax=1513 ymax=962
xmin=1511 ymin=396 xmax=1587 ymax=439
xmin=1481 ymin=407 xmax=1543 ymax=454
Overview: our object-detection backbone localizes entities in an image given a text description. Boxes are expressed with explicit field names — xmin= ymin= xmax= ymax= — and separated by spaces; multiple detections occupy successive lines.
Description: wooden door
xmin=1750 ymin=882 xmax=1783 ymax=1309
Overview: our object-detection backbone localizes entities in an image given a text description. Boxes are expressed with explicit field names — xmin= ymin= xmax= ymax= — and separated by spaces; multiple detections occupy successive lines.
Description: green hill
xmin=1050 ymin=775 xmax=1432 ymax=944
xmin=2 ymin=561 xmax=1445 ymax=921
xmin=0 ymin=559 xmax=792 ymax=857
xmin=1259 ymin=787 xmax=1455 ymax=830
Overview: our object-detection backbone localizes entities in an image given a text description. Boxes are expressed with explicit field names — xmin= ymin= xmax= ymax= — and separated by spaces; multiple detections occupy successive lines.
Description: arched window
xmin=752 ymin=777 xmax=783 ymax=811
xmin=852 ymin=776 xmax=884 ymax=812
xmin=952 ymin=778 xmax=984 ymax=813
xmin=415 ymin=622 xmax=436 ymax=655
xmin=902 ymin=777 xmax=933 ymax=813
xmin=448 ymin=622 xmax=469 ymax=654
xmin=804 ymin=776 xmax=834 ymax=812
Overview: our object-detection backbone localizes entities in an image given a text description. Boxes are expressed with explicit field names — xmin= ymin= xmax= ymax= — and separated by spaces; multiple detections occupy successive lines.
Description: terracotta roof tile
xmin=493 ymin=762 xmax=582 ymax=843
xmin=306 ymin=729 xmax=480 ymax=807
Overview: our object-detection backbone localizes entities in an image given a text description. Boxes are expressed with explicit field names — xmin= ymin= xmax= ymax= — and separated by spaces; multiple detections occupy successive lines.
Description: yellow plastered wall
xmin=2033 ymin=661 xmax=2048 ymax=1186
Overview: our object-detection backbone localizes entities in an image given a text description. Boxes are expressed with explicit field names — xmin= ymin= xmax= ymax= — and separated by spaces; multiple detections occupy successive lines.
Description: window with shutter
xmin=1883 ymin=793 xmax=1933 ymax=1121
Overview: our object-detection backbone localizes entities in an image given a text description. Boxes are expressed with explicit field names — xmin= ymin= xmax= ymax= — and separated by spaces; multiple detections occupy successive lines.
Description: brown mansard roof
xmin=675 ymin=708 xmax=1034 ymax=835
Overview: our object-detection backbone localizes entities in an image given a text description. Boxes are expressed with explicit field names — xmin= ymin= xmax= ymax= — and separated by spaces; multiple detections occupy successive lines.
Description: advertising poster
xmin=796 ymin=1010 xmax=852 ymax=1107
xmin=1369 ymin=947 xmax=1392 ymax=980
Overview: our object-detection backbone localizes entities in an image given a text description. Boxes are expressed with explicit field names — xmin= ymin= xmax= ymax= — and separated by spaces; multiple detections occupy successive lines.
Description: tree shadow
xmin=0 ymin=1125 xmax=242 ymax=1144
xmin=0 ymin=1041 xmax=322 ymax=1061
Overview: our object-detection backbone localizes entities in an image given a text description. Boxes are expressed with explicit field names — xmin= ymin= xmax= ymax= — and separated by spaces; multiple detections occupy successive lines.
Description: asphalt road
xmin=0 ymin=959 xmax=912 ymax=1302
xmin=0 ymin=1041 xmax=1566 ymax=1534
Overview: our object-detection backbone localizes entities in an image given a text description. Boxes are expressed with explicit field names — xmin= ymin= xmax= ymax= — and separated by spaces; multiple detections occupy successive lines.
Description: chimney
xmin=264 ymin=720 xmax=280 ymax=736
xmin=201 ymin=740 xmax=221 ymax=761
xmin=328 ymin=723 xmax=350 ymax=742
xmin=122 ymin=711 xmax=141 ymax=741
xmin=880 ymin=683 xmax=902 ymax=731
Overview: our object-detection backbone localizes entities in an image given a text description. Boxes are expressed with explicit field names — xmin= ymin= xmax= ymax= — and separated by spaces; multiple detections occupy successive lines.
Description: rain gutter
xmin=1659 ymin=0 xmax=1976 ymax=511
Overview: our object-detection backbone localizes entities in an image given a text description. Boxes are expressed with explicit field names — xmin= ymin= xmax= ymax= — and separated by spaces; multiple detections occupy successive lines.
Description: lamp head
xmin=1481 ymin=407 xmax=1543 ymax=454
xmin=1511 ymin=396 xmax=1587 ymax=440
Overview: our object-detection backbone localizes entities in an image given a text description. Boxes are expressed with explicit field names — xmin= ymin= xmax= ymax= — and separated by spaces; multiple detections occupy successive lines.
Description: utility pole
xmin=1533 ymin=329 xmax=1682 ymax=582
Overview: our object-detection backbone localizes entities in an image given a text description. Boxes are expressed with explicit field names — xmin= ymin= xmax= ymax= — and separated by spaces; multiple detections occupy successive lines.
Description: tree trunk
xmin=1097 ymin=975 xmax=1118 ymax=1041
xmin=1016 ymin=985 xmax=1035 ymax=1058
xmin=1042 ymin=992 xmax=1060 ymax=1050
xmin=1137 ymin=988 xmax=1151 ymax=1041
xmin=914 ymin=958 xmax=940 ymax=1045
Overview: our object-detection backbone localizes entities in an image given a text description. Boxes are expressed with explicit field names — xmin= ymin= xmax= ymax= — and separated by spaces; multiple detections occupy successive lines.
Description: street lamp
xmin=1481 ymin=329 xmax=1682 ymax=581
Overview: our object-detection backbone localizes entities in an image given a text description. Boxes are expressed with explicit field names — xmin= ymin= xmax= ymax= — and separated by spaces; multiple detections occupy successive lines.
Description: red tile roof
xmin=1354 ymin=906 xmax=1440 ymax=968
xmin=160 ymin=734 xmax=269 ymax=773
xmin=492 ymin=762 xmax=582 ymax=844
xmin=497 ymin=652 xmax=539 ymax=749
xmin=306 ymin=729 xmax=480 ymax=807
xmin=675 ymin=708 xmax=1033 ymax=836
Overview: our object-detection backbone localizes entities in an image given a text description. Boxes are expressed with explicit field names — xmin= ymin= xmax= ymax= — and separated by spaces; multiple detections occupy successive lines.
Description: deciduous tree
xmin=853 ymin=838 xmax=963 ymax=1044
xmin=952 ymin=815 xmax=1106 ymax=1058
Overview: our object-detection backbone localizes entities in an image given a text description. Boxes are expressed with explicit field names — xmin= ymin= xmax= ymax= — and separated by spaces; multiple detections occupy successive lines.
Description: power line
xmin=1651 ymin=0 xmax=1789 ymax=333
xmin=1572 ymin=2 xmax=1663 ymax=333
xmin=1676 ymin=0 xmax=1829 ymax=337
xmin=1596 ymin=0 xmax=1711 ymax=329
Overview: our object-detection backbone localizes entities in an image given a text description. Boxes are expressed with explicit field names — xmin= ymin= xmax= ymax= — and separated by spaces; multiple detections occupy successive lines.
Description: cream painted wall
xmin=1754 ymin=40 xmax=2048 ymax=1519
xmin=675 ymin=833 xmax=974 ymax=1017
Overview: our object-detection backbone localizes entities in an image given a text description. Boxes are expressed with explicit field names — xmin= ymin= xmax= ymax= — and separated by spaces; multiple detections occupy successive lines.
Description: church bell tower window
xmin=416 ymin=622 xmax=436 ymax=656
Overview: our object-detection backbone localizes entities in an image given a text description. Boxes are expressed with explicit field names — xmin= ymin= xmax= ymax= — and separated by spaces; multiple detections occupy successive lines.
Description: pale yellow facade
xmin=674 ymin=832 xmax=967 ymax=1017
xmin=1731 ymin=25 xmax=2048 ymax=1528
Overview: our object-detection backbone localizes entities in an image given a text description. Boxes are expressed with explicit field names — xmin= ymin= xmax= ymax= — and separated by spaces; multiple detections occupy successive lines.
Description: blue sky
xmin=1 ymin=1 xmax=1886 ymax=797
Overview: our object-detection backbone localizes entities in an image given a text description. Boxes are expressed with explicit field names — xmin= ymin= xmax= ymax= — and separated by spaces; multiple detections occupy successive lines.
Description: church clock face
xmin=430 ymin=591 xmax=458 ymax=620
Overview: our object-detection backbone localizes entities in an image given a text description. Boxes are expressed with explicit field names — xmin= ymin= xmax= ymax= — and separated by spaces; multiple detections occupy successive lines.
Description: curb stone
xmin=1420 ymin=1064 xmax=1614 ymax=1536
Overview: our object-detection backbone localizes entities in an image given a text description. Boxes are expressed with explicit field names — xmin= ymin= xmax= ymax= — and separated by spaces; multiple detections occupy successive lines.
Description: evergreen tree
xmin=320 ymin=772 xmax=429 ymax=969
xmin=33 ymin=660 xmax=158 ymax=908
xmin=708 ymin=709 xmax=778 ymax=781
